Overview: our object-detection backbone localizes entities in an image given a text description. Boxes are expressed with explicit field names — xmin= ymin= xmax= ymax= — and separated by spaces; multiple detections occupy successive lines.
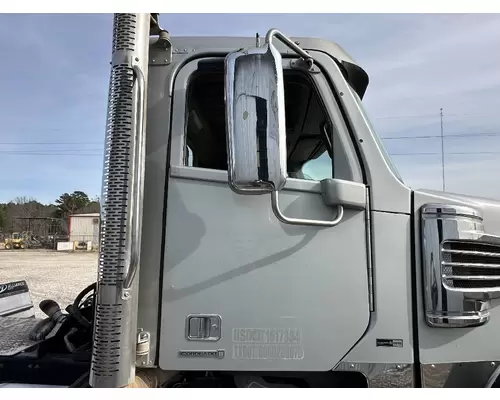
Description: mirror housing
xmin=224 ymin=43 xmax=287 ymax=195
xmin=223 ymin=29 xmax=344 ymax=228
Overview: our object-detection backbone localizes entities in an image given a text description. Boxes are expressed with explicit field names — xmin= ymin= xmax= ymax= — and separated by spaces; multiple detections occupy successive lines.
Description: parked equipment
xmin=4 ymin=232 xmax=26 ymax=250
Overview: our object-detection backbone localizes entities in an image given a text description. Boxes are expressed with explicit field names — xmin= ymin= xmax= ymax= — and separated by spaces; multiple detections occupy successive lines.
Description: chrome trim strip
xmin=422 ymin=361 xmax=499 ymax=388
xmin=443 ymin=275 xmax=500 ymax=281
xmin=442 ymin=261 xmax=500 ymax=269
xmin=442 ymin=248 xmax=500 ymax=258
xmin=421 ymin=204 xmax=482 ymax=219
xmin=334 ymin=362 xmax=414 ymax=388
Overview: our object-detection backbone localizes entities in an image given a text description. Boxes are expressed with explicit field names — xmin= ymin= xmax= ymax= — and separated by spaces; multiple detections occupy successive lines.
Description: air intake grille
xmin=441 ymin=240 xmax=500 ymax=290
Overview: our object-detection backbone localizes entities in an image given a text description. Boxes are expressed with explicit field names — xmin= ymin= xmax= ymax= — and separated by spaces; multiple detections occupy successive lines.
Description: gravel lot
xmin=0 ymin=249 xmax=98 ymax=318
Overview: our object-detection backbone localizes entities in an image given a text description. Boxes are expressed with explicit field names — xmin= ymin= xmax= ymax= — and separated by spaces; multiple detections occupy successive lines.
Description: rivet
xmin=152 ymin=59 xmax=156 ymax=63
xmin=350 ymin=364 xmax=355 ymax=368
xmin=491 ymin=362 xmax=496 ymax=367
xmin=397 ymin=365 xmax=402 ymax=369
xmin=135 ymin=57 xmax=139 ymax=62
xmin=339 ymin=92 xmax=344 ymax=96
xmin=141 ymin=361 xmax=145 ymax=365
xmin=431 ymin=364 xmax=436 ymax=368
xmin=164 ymin=59 xmax=168 ymax=63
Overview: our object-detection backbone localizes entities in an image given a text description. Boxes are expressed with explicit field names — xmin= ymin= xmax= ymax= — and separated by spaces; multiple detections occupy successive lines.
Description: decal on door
xmin=232 ymin=328 xmax=304 ymax=360
xmin=178 ymin=349 xmax=225 ymax=359
xmin=376 ymin=338 xmax=403 ymax=348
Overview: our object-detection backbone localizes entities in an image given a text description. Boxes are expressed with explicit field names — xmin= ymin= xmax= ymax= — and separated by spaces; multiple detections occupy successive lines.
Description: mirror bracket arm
xmin=271 ymin=191 xmax=344 ymax=227
xmin=265 ymin=28 xmax=314 ymax=67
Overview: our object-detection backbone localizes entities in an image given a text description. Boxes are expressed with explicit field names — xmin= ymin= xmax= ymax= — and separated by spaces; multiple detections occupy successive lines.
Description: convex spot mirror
xmin=224 ymin=42 xmax=287 ymax=195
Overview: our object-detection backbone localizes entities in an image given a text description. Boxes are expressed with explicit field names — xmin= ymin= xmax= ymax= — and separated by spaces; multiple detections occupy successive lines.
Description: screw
xmin=135 ymin=57 xmax=139 ymax=62
xmin=339 ymin=92 xmax=344 ymax=96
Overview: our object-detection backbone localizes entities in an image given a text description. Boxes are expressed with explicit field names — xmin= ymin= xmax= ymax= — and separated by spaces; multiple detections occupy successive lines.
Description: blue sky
xmin=0 ymin=13 xmax=499 ymax=204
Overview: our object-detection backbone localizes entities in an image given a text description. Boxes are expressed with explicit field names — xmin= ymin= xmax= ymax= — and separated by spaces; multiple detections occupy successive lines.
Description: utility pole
xmin=440 ymin=108 xmax=446 ymax=191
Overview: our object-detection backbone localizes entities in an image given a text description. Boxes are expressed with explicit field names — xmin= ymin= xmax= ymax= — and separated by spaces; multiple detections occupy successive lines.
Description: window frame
xmin=169 ymin=56 xmax=363 ymax=191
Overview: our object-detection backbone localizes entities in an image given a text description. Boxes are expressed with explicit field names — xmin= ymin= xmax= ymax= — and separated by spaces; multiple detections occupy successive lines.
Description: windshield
xmin=351 ymin=92 xmax=404 ymax=184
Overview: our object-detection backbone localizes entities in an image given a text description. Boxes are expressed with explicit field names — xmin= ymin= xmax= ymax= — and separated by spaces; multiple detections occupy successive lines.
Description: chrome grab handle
xmin=271 ymin=191 xmax=344 ymax=227
xmin=123 ymin=65 xmax=146 ymax=291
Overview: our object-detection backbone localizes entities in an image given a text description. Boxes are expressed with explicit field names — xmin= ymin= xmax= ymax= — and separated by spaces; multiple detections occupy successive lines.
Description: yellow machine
xmin=4 ymin=232 xmax=26 ymax=250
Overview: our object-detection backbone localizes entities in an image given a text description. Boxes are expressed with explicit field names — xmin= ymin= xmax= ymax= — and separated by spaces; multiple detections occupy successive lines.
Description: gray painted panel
xmin=413 ymin=189 xmax=500 ymax=364
xmin=311 ymin=51 xmax=411 ymax=215
xmin=167 ymin=36 xmax=360 ymax=66
xmin=321 ymin=179 xmax=366 ymax=210
xmin=159 ymin=175 xmax=370 ymax=371
xmin=342 ymin=211 xmax=414 ymax=365
xmin=135 ymin=50 xmax=176 ymax=367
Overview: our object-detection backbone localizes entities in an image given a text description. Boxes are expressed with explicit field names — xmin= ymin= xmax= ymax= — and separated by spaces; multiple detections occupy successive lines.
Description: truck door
xmin=158 ymin=55 xmax=371 ymax=372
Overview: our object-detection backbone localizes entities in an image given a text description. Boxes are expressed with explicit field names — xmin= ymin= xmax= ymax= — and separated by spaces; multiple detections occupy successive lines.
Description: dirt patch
xmin=0 ymin=249 xmax=98 ymax=318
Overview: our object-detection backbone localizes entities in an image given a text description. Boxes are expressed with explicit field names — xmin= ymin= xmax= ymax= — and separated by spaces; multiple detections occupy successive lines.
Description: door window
xmin=183 ymin=64 xmax=334 ymax=181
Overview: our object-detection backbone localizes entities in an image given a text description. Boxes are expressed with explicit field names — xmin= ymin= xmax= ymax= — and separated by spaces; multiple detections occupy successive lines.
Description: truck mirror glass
xmin=224 ymin=43 xmax=287 ymax=195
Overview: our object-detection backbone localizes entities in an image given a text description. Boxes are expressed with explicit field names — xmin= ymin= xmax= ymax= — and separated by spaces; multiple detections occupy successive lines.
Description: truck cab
xmin=1 ymin=13 xmax=500 ymax=389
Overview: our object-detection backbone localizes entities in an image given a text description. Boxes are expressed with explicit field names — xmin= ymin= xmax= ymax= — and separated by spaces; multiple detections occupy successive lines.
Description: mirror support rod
xmin=265 ymin=29 xmax=313 ymax=67
xmin=271 ymin=191 xmax=344 ymax=227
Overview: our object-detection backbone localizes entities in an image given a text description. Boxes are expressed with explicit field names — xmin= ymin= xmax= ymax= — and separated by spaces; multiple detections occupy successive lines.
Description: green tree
xmin=0 ymin=204 xmax=6 ymax=231
xmin=54 ymin=191 xmax=91 ymax=218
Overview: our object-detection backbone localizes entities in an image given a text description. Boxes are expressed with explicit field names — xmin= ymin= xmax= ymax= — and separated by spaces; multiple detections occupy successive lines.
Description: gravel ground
xmin=0 ymin=249 xmax=98 ymax=318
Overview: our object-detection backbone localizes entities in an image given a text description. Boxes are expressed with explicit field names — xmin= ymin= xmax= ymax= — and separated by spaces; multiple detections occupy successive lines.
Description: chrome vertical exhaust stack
xmin=90 ymin=13 xmax=150 ymax=388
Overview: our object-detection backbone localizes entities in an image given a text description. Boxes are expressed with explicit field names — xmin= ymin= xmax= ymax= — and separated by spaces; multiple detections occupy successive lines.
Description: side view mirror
xmin=224 ymin=38 xmax=287 ymax=195
xmin=224 ymin=30 xmax=344 ymax=228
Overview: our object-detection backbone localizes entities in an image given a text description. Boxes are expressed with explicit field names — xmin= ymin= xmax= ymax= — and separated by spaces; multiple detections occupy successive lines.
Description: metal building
xmin=68 ymin=213 xmax=100 ymax=249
